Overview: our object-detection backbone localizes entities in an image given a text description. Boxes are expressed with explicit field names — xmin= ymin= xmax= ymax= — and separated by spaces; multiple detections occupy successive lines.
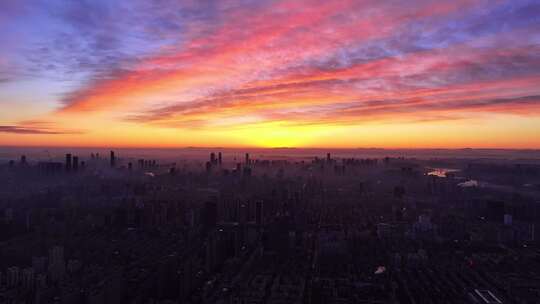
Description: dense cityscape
xmin=0 ymin=148 xmax=539 ymax=303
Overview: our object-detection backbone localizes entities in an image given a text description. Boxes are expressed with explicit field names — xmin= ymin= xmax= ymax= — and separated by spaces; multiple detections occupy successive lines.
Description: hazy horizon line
xmin=2 ymin=144 xmax=540 ymax=152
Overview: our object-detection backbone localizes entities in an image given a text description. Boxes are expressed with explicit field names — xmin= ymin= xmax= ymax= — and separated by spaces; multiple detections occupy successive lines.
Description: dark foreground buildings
xmin=0 ymin=150 xmax=540 ymax=303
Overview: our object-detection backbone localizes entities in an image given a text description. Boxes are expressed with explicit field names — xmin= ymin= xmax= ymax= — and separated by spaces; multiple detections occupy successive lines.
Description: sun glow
xmin=1 ymin=0 xmax=540 ymax=148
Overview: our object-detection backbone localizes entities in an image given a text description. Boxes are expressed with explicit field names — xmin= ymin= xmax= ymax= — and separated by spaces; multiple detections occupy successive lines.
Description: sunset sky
xmin=1 ymin=0 xmax=539 ymax=148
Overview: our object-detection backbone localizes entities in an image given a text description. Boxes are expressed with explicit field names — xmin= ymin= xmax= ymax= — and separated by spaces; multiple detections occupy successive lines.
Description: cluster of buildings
xmin=0 ymin=150 xmax=539 ymax=303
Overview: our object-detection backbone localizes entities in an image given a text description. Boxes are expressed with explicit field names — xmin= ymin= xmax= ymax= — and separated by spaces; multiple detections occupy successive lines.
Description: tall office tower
xmin=504 ymin=214 xmax=513 ymax=226
xmin=6 ymin=266 xmax=20 ymax=287
xmin=128 ymin=162 xmax=133 ymax=170
xmin=72 ymin=156 xmax=79 ymax=172
xmin=210 ymin=152 xmax=216 ymax=165
xmin=245 ymin=153 xmax=250 ymax=165
xmin=48 ymin=246 xmax=64 ymax=266
xmin=327 ymin=153 xmax=331 ymax=162
xmin=243 ymin=166 xmax=252 ymax=177
xmin=48 ymin=246 xmax=66 ymax=282
xmin=110 ymin=150 xmax=116 ymax=168
xmin=255 ymin=200 xmax=264 ymax=226
xmin=218 ymin=152 xmax=222 ymax=165
xmin=20 ymin=155 xmax=27 ymax=165
xmin=65 ymin=154 xmax=72 ymax=171
xmin=21 ymin=268 xmax=35 ymax=290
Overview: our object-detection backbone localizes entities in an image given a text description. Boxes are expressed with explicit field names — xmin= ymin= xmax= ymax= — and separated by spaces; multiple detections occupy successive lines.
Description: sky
xmin=0 ymin=0 xmax=539 ymax=149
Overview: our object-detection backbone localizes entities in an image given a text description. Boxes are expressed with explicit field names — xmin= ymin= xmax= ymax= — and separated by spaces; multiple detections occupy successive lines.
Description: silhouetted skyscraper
xmin=48 ymin=246 xmax=65 ymax=282
xmin=243 ymin=166 xmax=252 ymax=177
xmin=245 ymin=153 xmax=250 ymax=165
xmin=327 ymin=153 xmax=331 ymax=162
xmin=72 ymin=156 xmax=79 ymax=172
xmin=128 ymin=162 xmax=133 ymax=171
xmin=20 ymin=155 xmax=27 ymax=165
xmin=256 ymin=200 xmax=264 ymax=226
xmin=65 ymin=154 xmax=72 ymax=171
xmin=110 ymin=151 xmax=116 ymax=168
xmin=218 ymin=152 xmax=222 ymax=165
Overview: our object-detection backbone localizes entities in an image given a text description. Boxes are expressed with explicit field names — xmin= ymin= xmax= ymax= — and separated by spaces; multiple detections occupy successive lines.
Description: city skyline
xmin=1 ymin=0 xmax=540 ymax=148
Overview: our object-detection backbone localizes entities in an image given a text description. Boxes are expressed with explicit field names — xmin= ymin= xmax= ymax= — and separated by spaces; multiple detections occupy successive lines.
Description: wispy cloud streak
xmin=0 ymin=125 xmax=82 ymax=135
xmin=1 ymin=0 xmax=540 ymax=146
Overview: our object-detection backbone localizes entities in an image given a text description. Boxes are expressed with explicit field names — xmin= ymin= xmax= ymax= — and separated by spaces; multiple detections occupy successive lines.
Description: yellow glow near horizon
xmin=227 ymin=121 xmax=344 ymax=148
xmin=2 ymin=113 xmax=539 ymax=149
xmin=1 ymin=1 xmax=540 ymax=149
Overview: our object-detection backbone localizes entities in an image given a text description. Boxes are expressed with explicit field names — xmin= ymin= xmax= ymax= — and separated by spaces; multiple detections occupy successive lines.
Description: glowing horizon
xmin=1 ymin=0 xmax=540 ymax=148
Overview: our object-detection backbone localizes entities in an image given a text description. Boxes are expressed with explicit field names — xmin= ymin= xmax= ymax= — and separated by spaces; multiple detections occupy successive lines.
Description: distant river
xmin=427 ymin=168 xmax=460 ymax=177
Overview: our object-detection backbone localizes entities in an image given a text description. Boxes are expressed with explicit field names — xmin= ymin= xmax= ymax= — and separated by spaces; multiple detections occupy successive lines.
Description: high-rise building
xmin=6 ymin=266 xmax=20 ymax=287
xmin=65 ymin=154 xmax=72 ymax=171
xmin=48 ymin=246 xmax=65 ymax=282
xmin=218 ymin=152 xmax=222 ymax=165
xmin=48 ymin=246 xmax=64 ymax=265
xmin=255 ymin=200 xmax=264 ymax=226
xmin=245 ymin=153 xmax=250 ymax=165
xmin=110 ymin=151 xmax=116 ymax=168
xmin=243 ymin=166 xmax=252 ymax=177
xmin=210 ymin=152 xmax=216 ymax=165
xmin=504 ymin=214 xmax=512 ymax=226
xmin=21 ymin=267 xmax=35 ymax=290
xmin=21 ymin=155 xmax=27 ymax=165
xmin=72 ymin=156 xmax=79 ymax=172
